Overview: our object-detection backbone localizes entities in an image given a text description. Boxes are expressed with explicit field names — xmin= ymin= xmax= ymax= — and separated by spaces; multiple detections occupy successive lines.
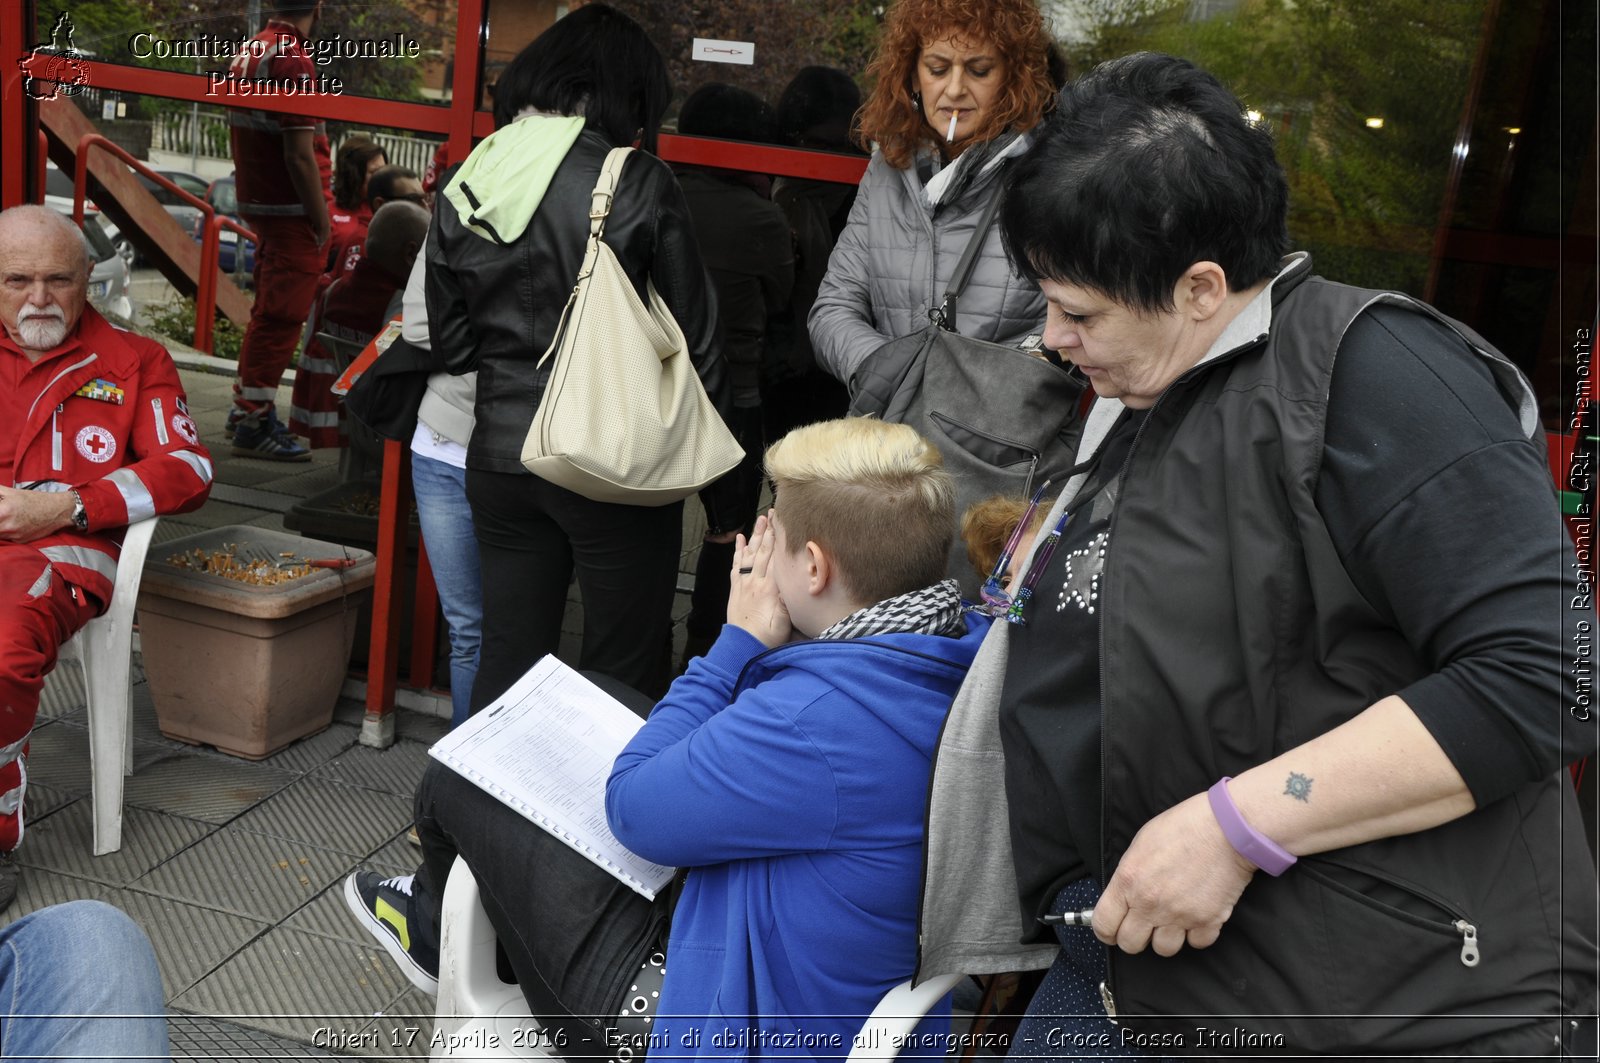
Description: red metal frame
xmin=0 ymin=2 xmax=32 ymax=210
xmin=18 ymin=57 xmax=869 ymax=192
xmin=3 ymin=6 xmax=1594 ymax=755
xmin=191 ymin=214 xmax=260 ymax=352
xmin=69 ymin=133 xmax=258 ymax=354
xmin=1 ymin=3 xmax=872 ymax=736
xmin=446 ymin=0 xmax=486 ymax=175
xmin=35 ymin=131 xmax=46 ymax=207
xmin=367 ymin=440 xmax=413 ymax=723
xmin=661 ymin=135 xmax=867 ymax=185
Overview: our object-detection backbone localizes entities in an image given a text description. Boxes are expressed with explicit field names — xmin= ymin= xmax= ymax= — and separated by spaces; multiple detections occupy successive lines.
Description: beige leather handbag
xmin=520 ymin=146 xmax=742 ymax=505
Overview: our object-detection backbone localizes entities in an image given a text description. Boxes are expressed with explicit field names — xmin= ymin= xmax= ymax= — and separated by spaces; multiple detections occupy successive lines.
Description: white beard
xmin=16 ymin=309 xmax=68 ymax=350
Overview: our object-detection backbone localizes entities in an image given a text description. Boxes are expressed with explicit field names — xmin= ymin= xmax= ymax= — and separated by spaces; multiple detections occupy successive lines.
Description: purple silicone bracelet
xmin=1207 ymin=776 xmax=1297 ymax=877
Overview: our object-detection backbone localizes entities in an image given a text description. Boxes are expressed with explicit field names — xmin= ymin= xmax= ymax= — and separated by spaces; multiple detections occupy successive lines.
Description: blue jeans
xmin=412 ymin=453 xmax=483 ymax=728
xmin=0 ymin=900 xmax=169 ymax=1060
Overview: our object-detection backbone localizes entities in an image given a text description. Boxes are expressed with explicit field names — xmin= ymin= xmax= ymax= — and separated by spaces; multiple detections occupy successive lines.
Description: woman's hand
xmin=1092 ymin=791 xmax=1257 ymax=956
xmin=727 ymin=512 xmax=792 ymax=648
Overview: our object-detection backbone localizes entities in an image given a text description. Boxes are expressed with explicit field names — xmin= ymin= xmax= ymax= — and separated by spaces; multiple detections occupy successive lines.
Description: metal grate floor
xmin=170 ymin=1013 xmax=345 ymax=1059
xmin=10 ymin=672 xmax=439 ymax=1059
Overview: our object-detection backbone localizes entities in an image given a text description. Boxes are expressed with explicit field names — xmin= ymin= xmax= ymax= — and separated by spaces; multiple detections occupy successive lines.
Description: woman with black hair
xmin=424 ymin=4 xmax=727 ymax=704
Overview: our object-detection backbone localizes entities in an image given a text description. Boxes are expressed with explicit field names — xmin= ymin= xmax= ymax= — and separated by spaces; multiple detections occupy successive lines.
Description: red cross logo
xmin=172 ymin=414 xmax=198 ymax=445
xmin=75 ymin=425 xmax=117 ymax=464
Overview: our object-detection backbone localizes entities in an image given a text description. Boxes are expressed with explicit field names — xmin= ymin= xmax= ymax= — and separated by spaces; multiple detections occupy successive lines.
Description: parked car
xmin=124 ymin=169 xmax=209 ymax=264
xmin=44 ymin=162 xmax=209 ymax=266
xmin=42 ymin=160 xmax=103 ymax=221
xmin=192 ymin=174 xmax=256 ymax=280
xmin=49 ymin=209 xmax=134 ymax=321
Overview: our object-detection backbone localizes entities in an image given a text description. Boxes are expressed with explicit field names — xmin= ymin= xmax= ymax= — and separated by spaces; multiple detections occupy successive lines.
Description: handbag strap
xmin=576 ymin=146 xmax=633 ymax=283
xmin=935 ymin=175 xmax=1008 ymax=334
xmin=539 ymin=147 xmax=634 ymax=371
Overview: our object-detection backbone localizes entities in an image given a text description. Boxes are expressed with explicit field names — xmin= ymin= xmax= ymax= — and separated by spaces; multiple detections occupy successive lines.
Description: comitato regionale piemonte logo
xmin=18 ymin=12 xmax=91 ymax=101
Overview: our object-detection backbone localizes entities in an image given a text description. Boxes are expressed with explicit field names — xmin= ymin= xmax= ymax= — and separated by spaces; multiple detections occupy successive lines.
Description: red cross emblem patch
xmin=75 ymin=425 xmax=117 ymax=463
xmin=171 ymin=413 xmax=199 ymax=446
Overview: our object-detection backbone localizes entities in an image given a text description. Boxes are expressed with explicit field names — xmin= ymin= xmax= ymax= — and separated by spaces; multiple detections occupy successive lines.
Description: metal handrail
xmin=70 ymin=133 xmax=256 ymax=353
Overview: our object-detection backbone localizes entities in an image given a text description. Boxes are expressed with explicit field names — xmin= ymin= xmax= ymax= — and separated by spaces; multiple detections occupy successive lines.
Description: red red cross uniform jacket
xmin=0 ymin=308 xmax=212 ymax=850
xmin=4 ymin=308 xmax=213 ymax=604
xmin=288 ymin=255 xmax=402 ymax=447
xmin=325 ymin=203 xmax=372 ymax=279
xmin=228 ymin=19 xmax=333 ymax=217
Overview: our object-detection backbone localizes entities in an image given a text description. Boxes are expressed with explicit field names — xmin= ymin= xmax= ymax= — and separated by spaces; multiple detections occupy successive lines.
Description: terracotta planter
xmin=138 ymin=525 xmax=376 ymax=760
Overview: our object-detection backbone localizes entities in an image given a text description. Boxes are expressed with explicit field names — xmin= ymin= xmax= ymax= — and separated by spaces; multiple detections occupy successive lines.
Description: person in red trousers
xmin=225 ymin=0 xmax=333 ymax=461
xmin=0 ymin=206 xmax=212 ymax=910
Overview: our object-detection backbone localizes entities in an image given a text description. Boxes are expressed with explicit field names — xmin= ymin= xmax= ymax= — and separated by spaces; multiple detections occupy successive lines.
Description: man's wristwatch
xmin=69 ymin=490 xmax=88 ymax=532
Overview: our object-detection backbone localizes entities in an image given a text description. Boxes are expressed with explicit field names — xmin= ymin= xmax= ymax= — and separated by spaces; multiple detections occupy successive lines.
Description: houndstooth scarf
xmin=817 ymin=578 xmax=967 ymax=642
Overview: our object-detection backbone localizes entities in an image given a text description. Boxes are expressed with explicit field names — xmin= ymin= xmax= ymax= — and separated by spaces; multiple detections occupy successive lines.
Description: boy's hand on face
xmin=728 ymin=513 xmax=793 ymax=649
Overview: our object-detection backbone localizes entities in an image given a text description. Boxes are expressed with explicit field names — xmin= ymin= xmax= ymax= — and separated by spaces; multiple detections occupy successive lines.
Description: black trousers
xmin=686 ymin=405 xmax=768 ymax=642
xmin=413 ymin=757 xmax=665 ymax=1055
xmin=466 ymin=468 xmax=685 ymax=706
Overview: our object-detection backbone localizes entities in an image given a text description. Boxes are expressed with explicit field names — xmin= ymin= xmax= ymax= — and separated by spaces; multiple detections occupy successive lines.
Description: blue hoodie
xmin=606 ymin=614 xmax=989 ymax=1060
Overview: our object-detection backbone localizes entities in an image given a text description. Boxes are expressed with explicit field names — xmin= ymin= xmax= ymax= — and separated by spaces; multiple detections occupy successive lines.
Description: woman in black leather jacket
xmin=426 ymin=5 xmax=727 ymax=703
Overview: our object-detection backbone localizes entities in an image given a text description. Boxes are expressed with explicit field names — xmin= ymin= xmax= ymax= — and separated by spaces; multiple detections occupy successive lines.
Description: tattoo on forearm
xmin=1284 ymin=772 xmax=1313 ymax=802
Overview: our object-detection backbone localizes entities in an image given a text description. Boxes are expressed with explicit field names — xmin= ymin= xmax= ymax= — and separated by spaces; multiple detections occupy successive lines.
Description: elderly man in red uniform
xmin=225 ymin=0 xmax=334 ymax=461
xmin=0 ymin=206 xmax=213 ymax=909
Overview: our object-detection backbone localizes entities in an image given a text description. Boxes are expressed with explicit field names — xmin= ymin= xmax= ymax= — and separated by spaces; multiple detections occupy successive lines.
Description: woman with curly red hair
xmin=808 ymin=0 xmax=1064 ymax=387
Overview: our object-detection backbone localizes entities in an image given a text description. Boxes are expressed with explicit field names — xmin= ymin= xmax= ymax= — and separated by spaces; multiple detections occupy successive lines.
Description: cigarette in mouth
xmin=946 ymin=110 xmax=959 ymax=142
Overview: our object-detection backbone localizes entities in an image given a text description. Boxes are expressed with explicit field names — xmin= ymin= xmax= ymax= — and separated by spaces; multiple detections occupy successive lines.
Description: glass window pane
xmin=1055 ymin=0 xmax=1594 ymax=426
xmin=40 ymin=2 xmax=459 ymax=107
xmin=482 ymin=0 xmax=884 ymax=152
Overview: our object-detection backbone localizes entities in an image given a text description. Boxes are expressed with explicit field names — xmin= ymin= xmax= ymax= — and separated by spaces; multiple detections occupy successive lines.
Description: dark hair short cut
xmin=490 ymin=4 xmax=670 ymax=152
xmin=678 ymin=83 xmax=776 ymax=144
xmin=1001 ymin=52 xmax=1289 ymax=312
xmin=367 ymin=164 xmax=419 ymax=206
xmin=775 ymin=66 xmax=861 ymax=152
xmin=271 ymin=0 xmax=320 ymax=15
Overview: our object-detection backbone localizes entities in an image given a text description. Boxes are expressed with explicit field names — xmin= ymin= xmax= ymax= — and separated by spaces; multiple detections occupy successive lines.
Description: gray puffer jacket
xmin=808 ymin=143 xmax=1046 ymax=386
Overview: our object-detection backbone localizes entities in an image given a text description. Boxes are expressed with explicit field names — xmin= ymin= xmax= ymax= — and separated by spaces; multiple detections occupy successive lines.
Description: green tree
xmin=41 ymin=1 xmax=445 ymax=110
xmin=1051 ymin=0 xmax=1486 ymax=291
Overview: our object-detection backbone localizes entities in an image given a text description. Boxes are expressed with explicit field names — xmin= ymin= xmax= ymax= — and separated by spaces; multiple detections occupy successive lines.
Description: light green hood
xmin=443 ymin=113 xmax=586 ymax=244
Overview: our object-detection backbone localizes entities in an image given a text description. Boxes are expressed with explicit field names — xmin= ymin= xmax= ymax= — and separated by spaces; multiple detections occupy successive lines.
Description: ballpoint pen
xmin=1039 ymin=908 xmax=1097 ymax=927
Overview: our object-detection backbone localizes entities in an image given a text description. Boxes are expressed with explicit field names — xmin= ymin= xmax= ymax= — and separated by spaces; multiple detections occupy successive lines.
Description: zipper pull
xmin=1098 ymin=981 xmax=1118 ymax=1021
xmin=1453 ymin=920 xmax=1480 ymax=967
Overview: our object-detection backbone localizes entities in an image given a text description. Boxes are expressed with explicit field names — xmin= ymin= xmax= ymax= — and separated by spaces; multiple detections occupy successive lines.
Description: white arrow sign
xmin=692 ymin=37 xmax=755 ymax=66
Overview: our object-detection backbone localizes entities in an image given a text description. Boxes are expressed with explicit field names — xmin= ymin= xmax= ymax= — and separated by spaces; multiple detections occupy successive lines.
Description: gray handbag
xmin=848 ymin=182 xmax=1084 ymax=590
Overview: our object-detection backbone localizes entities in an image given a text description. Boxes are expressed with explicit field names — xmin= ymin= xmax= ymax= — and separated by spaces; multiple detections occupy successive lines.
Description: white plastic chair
xmin=54 ymin=516 xmax=158 ymax=856
xmin=431 ymin=856 xmax=962 ymax=1062
xmin=844 ymin=973 xmax=964 ymax=1063
xmin=433 ymin=856 xmax=559 ymax=1061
